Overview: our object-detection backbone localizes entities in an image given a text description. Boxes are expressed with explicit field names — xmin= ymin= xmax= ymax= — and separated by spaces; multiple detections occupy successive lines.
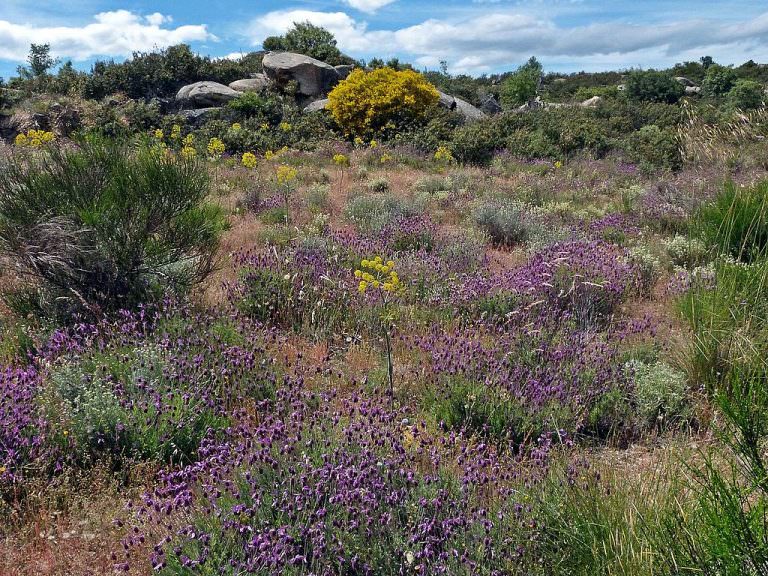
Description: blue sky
xmin=2 ymin=0 xmax=768 ymax=79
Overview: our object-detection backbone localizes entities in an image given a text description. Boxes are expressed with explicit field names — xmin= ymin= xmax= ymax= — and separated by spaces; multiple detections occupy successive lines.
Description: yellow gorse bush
xmin=354 ymin=256 xmax=403 ymax=295
xmin=327 ymin=67 xmax=440 ymax=138
xmin=14 ymin=129 xmax=55 ymax=147
xmin=241 ymin=152 xmax=258 ymax=169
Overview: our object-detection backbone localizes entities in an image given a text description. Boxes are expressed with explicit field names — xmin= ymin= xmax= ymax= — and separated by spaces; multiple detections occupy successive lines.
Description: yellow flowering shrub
xmin=327 ymin=68 xmax=439 ymax=138
xmin=241 ymin=152 xmax=258 ymax=169
xmin=207 ymin=137 xmax=225 ymax=159
xmin=14 ymin=129 xmax=55 ymax=147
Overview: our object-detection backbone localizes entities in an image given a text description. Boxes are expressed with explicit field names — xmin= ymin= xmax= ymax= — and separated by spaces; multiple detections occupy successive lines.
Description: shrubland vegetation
xmin=2 ymin=26 xmax=768 ymax=576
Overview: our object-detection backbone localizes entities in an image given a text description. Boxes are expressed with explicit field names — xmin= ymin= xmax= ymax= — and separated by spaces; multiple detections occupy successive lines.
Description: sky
xmin=1 ymin=0 xmax=768 ymax=80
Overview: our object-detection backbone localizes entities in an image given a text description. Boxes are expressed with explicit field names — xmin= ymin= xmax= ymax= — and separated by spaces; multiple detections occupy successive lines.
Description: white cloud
xmin=0 ymin=10 xmax=214 ymax=62
xmin=249 ymin=8 xmax=768 ymax=74
xmin=341 ymin=0 xmax=397 ymax=14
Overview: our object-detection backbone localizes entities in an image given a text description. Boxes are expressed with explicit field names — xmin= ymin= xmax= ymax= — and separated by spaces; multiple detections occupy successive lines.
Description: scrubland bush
xmin=471 ymin=198 xmax=533 ymax=246
xmin=327 ymin=68 xmax=439 ymax=137
xmin=626 ymin=360 xmax=691 ymax=429
xmin=665 ymin=235 xmax=709 ymax=268
xmin=727 ymin=79 xmax=765 ymax=110
xmin=345 ymin=192 xmax=420 ymax=233
xmin=0 ymin=140 xmax=225 ymax=317
xmin=626 ymin=70 xmax=685 ymax=104
xmin=627 ymin=124 xmax=682 ymax=172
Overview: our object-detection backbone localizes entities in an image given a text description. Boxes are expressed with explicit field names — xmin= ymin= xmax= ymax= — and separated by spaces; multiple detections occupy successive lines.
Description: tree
xmin=700 ymin=56 xmax=715 ymax=69
xmin=262 ymin=21 xmax=352 ymax=65
xmin=625 ymin=70 xmax=684 ymax=104
xmin=499 ymin=57 xmax=542 ymax=108
xmin=16 ymin=43 xmax=59 ymax=80
xmin=727 ymin=79 xmax=764 ymax=110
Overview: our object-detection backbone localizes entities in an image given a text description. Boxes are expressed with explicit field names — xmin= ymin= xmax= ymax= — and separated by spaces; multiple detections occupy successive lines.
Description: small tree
xmin=625 ymin=70 xmax=684 ymax=104
xmin=263 ymin=22 xmax=352 ymax=65
xmin=499 ymin=56 xmax=542 ymax=108
xmin=0 ymin=140 xmax=225 ymax=317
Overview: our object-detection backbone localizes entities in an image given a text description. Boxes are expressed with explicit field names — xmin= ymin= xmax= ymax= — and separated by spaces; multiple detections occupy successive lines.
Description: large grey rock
xmin=438 ymin=91 xmax=456 ymax=110
xmin=675 ymin=76 xmax=697 ymax=87
xmin=176 ymin=81 xmax=241 ymax=108
xmin=335 ymin=65 xmax=354 ymax=80
xmin=303 ymin=98 xmax=330 ymax=113
xmin=685 ymin=86 xmax=702 ymax=96
xmin=453 ymin=96 xmax=486 ymax=121
xmin=479 ymin=95 xmax=502 ymax=115
xmin=580 ymin=95 xmax=603 ymax=107
xmin=229 ymin=75 xmax=270 ymax=93
xmin=262 ymin=52 xmax=340 ymax=96
xmin=437 ymin=91 xmax=485 ymax=121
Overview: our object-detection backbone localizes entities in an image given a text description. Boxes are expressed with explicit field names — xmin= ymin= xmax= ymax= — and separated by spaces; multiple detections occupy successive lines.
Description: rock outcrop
xmin=303 ymin=98 xmax=330 ymax=113
xmin=262 ymin=52 xmax=341 ymax=96
xmin=437 ymin=91 xmax=486 ymax=121
xmin=229 ymin=75 xmax=271 ymax=93
xmin=176 ymin=81 xmax=241 ymax=107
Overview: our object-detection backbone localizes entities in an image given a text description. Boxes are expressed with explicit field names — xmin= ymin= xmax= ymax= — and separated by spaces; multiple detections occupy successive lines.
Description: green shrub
xmin=366 ymin=177 xmax=390 ymax=193
xmin=626 ymin=70 xmax=685 ymax=104
xmin=450 ymin=119 xmax=504 ymax=165
xmin=262 ymin=22 xmax=354 ymax=66
xmin=727 ymin=79 xmax=764 ymax=110
xmin=627 ymin=125 xmax=682 ymax=172
xmin=0 ymin=140 xmax=225 ymax=318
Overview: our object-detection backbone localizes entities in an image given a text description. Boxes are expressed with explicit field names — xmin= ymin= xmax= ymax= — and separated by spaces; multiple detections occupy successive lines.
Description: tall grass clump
xmin=0 ymin=140 xmax=225 ymax=318
xmin=697 ymin=179 xmax=768 ymax=263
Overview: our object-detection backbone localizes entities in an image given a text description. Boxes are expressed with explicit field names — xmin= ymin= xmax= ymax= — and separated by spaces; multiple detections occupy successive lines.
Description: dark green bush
xmin=626 ymin=70 xmax=685 ymax=104
xmin=627 ymin=125 xmax=682 ymax=172
xmin=727 ymin=79 xmax=764 ymax=110
xmin=0 ymin=140 xmax=225 ymax=317
xmin=701 ymin=64 xmax=737 ymax=98
xmin=450 ymin=118 xmax=504 ymax=164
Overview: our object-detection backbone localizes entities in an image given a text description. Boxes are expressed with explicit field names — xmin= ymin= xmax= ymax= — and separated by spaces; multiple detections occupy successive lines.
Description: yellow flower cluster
xmin=207 ymin=137 xmax=225 ymax=159
xmin=181 ymin=133 xmax=196 ymax=159
xmin=170 ymin=124 xmax=182 ymax=140
xmin=241 ymin=152 xmax=258 ymax=169
xmin=369 ymin=139 xmax=378 ymax=149
xmin=279 ymin=122 xmax=292 ymax=132
xmin=554 ymin=160 xmax=563 ymax=169
xmin=333 ymin=153 xmax=349 ymax=167
xmin=231 ymin=123 xmax=242 ymax=131
xmin=327 ymin=67 xmax=440 ymax=138
xmin=153 ymin=128 xmax=164 ymax=140
xmin=354 ymin=256 xmax=402 ymax=294
xmin=276 ymin=164 xmax=298 ymax=185
xmin=380 ymin=153 xmax=393 ymax=164
xmin=14 ymin=129 xmax=55 ymax=147
xmin=354 ymin=136 xmax=364 ymax=146
xmin=434 ymin=146 xmax=454 ymax=164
